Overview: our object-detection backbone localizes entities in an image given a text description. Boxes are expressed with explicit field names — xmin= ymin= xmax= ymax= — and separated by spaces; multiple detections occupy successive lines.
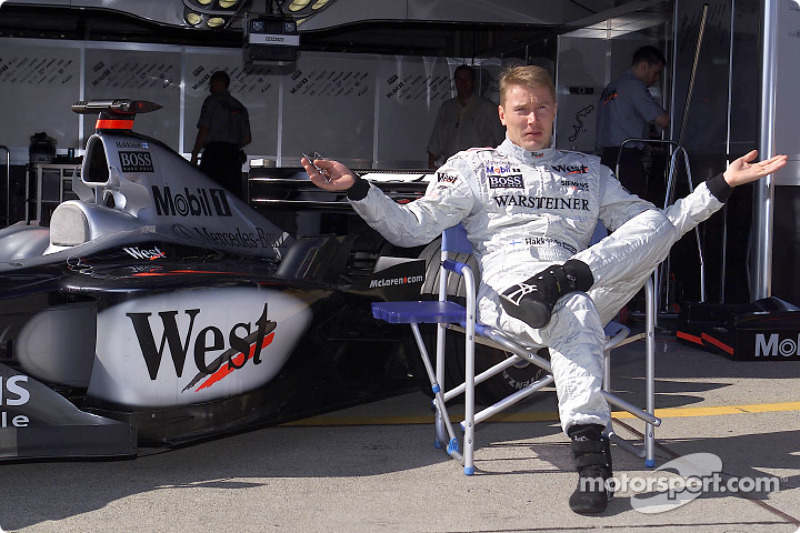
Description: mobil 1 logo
xmin=119 ymin=151 xmax=154 ymax=172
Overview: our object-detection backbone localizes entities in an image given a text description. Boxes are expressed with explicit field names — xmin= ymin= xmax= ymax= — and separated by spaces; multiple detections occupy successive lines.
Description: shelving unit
xmin=26 ymin=163 xmax=82 ymax=226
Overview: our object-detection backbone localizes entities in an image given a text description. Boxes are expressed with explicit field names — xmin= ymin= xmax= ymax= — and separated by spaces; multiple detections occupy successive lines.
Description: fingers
xmin=301 ymin=158 xmax=327 ymax=184
xmin=741 ymin=149 xmax=759 ymax=163
xmin=300 ymin=157 xmax=315 ymax=174
xmin=753 ymin=154 xmax=787 ymax=174
xmin=764 ymin=154 xmax=788 ymax=166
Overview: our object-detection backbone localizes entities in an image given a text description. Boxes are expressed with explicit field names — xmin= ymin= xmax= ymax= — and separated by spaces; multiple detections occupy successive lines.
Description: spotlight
xmin=277 ymin=0 xmax=336 ymax=19
xmin=287 ymin=0 xmax=311 ymax=11
xmin=185 ymin=11 xmax=203 ymax=25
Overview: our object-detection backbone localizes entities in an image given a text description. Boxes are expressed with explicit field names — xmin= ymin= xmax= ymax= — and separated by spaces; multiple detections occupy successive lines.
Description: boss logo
xmin=119 ymin=151 xmax=154 ymax=173
xmin=488 ymin=175 xmax=524 ymax=189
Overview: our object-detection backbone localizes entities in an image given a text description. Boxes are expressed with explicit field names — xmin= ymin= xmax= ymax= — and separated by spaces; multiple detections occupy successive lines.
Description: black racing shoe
xmin=499 ymin=259 xmax=594 ymax=328
xmin=567 ymin=424 xmax=613 ymax=515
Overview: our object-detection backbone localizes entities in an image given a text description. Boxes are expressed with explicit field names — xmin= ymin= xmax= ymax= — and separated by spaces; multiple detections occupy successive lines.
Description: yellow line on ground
xmin=282 ymin=401 xmax=800 ymax=427
xmin=614 ymin=400 xmax=800 ymax=420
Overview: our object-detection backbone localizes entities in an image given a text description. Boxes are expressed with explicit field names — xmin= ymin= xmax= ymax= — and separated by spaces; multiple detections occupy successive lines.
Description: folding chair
xmin=372 ymin=224 xmax=660 ymax=475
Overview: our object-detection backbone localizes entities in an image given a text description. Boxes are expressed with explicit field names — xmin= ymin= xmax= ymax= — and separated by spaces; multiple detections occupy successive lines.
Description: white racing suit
xmin=350 ymin=137 xmax=727 ymax=433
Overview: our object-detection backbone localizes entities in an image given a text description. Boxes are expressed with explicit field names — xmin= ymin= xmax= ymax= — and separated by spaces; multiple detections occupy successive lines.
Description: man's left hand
xmin=723 ymin=150 xmax=788 ymax=187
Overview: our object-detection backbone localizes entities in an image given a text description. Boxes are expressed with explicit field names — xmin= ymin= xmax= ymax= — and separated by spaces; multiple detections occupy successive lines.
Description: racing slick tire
xmin=410 ymin=238 xmax=549 ymax=406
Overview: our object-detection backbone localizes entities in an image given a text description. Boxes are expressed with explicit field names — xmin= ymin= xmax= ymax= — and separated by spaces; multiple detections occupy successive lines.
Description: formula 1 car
xmin=0 ymin=100 xmax=539 ymax=461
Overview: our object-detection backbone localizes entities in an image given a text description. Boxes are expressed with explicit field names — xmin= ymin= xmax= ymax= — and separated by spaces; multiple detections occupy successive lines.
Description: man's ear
xmin=498 ymin=104 xmax=507 ymax=126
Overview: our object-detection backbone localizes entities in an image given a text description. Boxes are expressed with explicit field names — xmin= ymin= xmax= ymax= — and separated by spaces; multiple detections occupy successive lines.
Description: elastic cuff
xmin=706 ymin=173 xmax=733 ymax=203
xmin=347 ymin=177 xmax=370 ymax=201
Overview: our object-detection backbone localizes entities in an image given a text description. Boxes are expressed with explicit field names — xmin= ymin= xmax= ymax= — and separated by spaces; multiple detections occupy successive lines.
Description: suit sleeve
xmin=348 ymin=159 xmax=478 ymax=248
xmin=597 ymin=164 xmax=656 ymax=232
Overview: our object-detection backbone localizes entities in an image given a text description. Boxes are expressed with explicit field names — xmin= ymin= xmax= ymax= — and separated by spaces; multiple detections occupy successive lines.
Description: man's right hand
xmin=301 ymin=157 xmax=358 ymax=191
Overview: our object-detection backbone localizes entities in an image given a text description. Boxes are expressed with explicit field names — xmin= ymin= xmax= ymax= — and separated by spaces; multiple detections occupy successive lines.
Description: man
xmin=427 ymin=64 xmax=505 ymax=169
xmin=302 ymin=66 xmax=785 ymax=515
xmin=191 ymin=70 xmax=251 ymax=199
xmin=596 ymin=46 xmax=670 ymax=201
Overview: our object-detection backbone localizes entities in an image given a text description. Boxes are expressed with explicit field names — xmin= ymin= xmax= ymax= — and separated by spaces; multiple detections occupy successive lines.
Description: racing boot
xmin=499 ymin=259 xmax=593 ymax=328
xmin=567 ymin=424 xmax=613 ymax=515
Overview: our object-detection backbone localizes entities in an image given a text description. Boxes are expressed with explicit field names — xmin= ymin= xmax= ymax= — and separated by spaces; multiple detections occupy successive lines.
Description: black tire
xmin=406 ymin=238 xmax=550 ymax=406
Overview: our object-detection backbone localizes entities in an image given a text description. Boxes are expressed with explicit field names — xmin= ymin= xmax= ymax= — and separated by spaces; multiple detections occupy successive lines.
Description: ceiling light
xmin=185 ymin=11 xmax=203 ymax=25
xmin=218 ymin=0 xmax=238 ymax=8
xmin=196 ymin=0 xmax=213 ymax=5
xmin=288 ymin=0 xmax=311 ymax=11
xmin=311 ymin=0 xmax=329 ymax=9
xmin=207 ymin=17 xmax=226 ymax=27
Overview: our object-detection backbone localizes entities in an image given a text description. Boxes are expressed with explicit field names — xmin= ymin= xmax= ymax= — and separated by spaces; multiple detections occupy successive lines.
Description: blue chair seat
xmin=371 ymin=301 xmax=466 ymax=325
xmin=372 ymin=300 xmax=626 ymax=338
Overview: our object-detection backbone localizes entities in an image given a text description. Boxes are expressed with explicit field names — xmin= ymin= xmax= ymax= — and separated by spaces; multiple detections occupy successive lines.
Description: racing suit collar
xmin=497 ymin=137 xmax=558 ymax=163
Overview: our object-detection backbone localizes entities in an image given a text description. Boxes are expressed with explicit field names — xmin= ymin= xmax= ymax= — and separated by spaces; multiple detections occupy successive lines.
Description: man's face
xmin=209 ymin=79 xmax=226 ymax=94
xmin=454 ymin=70 xmax=475 ymax=99
xmin=498 ymin=83 xmax=556 ymax=152
xmin=641 ymin=61 xmax=664 ymax=87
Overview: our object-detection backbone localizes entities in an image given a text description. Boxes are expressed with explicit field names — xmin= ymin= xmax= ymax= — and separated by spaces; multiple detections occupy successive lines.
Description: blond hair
xmin=499 ymin=65 xmax=556 ymax=105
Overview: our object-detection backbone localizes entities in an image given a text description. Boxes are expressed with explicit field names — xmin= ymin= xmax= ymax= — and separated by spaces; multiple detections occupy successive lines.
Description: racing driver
xmin=301 ymin=65 xmax=786 ymax=515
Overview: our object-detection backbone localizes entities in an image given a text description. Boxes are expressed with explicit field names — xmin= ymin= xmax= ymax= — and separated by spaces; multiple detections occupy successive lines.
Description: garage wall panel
xmin=83 ymin=45 xmax=181 ymax=148
xmin=280 ymin=52 xmax=376 ymax=168
xmin=0 ymin=37 xmax=501 ymax=170
xmin=0 ymin=40 xmax=81 ymax=152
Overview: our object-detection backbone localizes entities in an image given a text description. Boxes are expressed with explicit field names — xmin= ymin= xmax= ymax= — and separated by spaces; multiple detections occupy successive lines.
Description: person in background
xmin=191 ymin=70 xmax=251 ymax=199
xmin=596 ymin=46 xmax=670 ymax=201
xmin=427 ymin=64 xmax=505 ymax=169
xmin=302 ymin=65 xmax=786 ymax=516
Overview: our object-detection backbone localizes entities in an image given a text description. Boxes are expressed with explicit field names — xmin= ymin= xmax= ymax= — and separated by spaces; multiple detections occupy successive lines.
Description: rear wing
xmin=249 ymin=169 xmax=432 ymax=212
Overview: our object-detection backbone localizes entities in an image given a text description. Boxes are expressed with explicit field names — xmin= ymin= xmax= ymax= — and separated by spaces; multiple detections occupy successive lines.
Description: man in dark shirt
xmin=596 ymin=46 xmax=669 ymax=201
xmin=191 ymin=71 xmax=251 ymax=198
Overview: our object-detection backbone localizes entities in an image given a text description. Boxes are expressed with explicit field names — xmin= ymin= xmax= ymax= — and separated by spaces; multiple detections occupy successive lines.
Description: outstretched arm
xmin=723 ymin=150 xmax=788 ymax=187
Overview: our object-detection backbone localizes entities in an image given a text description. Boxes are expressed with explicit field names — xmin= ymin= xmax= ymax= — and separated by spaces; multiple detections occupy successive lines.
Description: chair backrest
xmin=590 ymin=221 xmax=608 ymax=246
xmin=442 ymin=224 xmax=472 ymax=254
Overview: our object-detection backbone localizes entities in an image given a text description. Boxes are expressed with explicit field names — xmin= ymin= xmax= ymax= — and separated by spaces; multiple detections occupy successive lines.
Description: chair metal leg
xmin=462 ymin=269 xmax=477 ymax=475
xmin=644 ymin=277 xmax=657 ymax=467
xmin=410 ymin=323 xmax=462 ymax=461
xmin=477 ymin=321 xmax=661 ymax=462
xmin=463 ymin=321 xmax=475 ymax=475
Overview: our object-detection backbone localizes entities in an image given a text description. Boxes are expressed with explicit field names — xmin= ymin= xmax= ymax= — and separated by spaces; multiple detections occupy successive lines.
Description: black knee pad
xmin=499 ymin=259 xmax=594 ymax=328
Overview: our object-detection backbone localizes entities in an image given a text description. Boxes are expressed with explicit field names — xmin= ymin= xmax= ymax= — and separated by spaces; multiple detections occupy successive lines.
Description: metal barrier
xmin=617 ymin=138 xmax=706 ymax=315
